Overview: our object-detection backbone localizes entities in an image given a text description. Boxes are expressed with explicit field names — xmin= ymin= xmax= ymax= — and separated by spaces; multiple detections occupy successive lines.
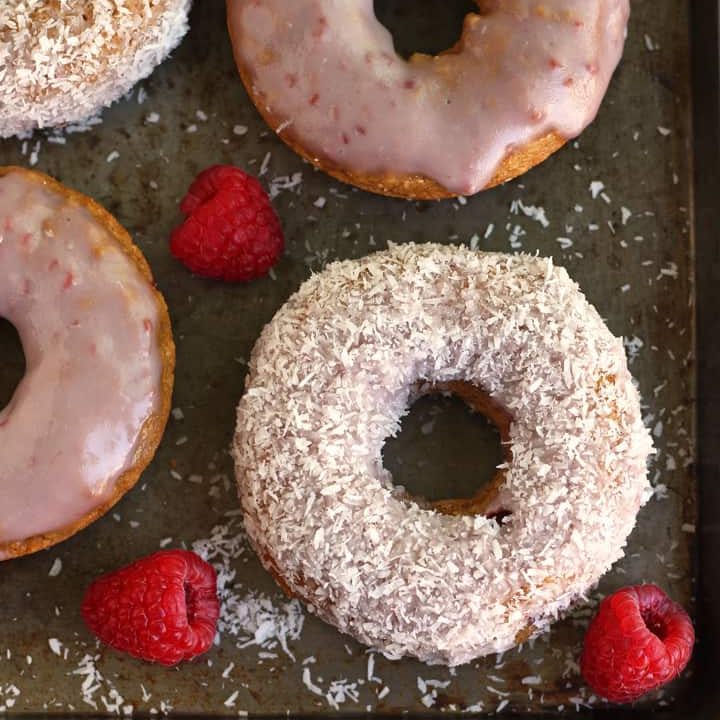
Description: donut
xmin=0 ymin=167 xmax=175 ymax=560
xmin=0 ymin=1 xmax=192 ymax=138
xmin=233 ymin=243 xmax=653 ymax=665
xmin=227 ymin=1 xmax=630 ymax=199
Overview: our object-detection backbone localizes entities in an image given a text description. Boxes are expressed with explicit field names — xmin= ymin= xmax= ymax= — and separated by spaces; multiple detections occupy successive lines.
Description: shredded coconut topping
xmin=233 ymin=243 xmax=653 ymax=666
xmin=0 ymin=0 xmax=191 ymax=138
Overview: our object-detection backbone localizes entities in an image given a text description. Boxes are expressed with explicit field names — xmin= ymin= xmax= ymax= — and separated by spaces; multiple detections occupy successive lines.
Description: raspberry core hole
xmin=383 ymin=382 xmax=513 ymax=520
xmin=184 ymin=582 xmax=197 ymax=622
xmin=373 ymin=0 xmax=479 ymax=60
xmin=0 ymin=318 xmax=25 ymax=413
xmin=643 ymin=610 xmax=668 ymax=640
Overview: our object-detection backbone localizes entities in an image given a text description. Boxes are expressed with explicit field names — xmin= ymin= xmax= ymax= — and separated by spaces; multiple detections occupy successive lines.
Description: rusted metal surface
xmin=0 ymin=1 xmax=697 ymax=715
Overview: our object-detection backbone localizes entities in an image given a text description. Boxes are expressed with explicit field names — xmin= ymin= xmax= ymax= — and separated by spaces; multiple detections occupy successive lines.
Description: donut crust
xmin=0 ymin=166 xmax=175 ymax=560
xmin=274 ymin=123 xmax=564 ymax=201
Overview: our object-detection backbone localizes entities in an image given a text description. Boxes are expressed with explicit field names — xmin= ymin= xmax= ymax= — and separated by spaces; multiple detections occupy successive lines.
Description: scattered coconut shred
xmin=0 ymin=18 xmax=695 ymax=715
xmin=192 ymin=519 xmax=305 ymax=661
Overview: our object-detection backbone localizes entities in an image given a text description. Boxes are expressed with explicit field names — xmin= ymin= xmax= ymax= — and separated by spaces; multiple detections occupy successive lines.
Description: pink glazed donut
xmin=0 ymin=167 xmax=175 ymax=560
xmin=227 ymin=0 xmax=630 ymax=199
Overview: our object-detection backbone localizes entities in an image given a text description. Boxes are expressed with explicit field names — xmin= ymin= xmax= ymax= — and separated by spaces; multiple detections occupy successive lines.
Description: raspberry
xmin=581 ymin=584 xmax=694 ymax=703
xmin=170 ymin=165 xmax=284 ymax=281
xmin=81 ymin=550 xmax=220 ymax=666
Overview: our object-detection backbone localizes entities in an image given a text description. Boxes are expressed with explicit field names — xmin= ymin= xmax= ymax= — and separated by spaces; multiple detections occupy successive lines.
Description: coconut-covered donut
xmin=0 ymin=0 xmax=192 ymax=138
xmin=233 ymin=243 xmax=653 ymax=665
xmin=0 ymin=167 xmax=174 ymax=560
xmin=227 ymin=1 xmax=629 ymax=199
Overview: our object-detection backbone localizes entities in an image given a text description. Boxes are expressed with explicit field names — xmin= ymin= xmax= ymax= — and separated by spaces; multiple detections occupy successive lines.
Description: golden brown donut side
xmin=0 ymin=166 xmax=175 ymax=560
xmin=277 ymin=128 xmax=565 ymax=200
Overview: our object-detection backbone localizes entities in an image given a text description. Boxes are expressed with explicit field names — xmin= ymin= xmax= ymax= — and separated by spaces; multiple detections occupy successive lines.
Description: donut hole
xmin=0 ymin=318 xmax=25 ymax=412
xmin=373 ymin=0 xmax=479 ymax=60
xmin=383 ymin=382 xmax=511 ymax=518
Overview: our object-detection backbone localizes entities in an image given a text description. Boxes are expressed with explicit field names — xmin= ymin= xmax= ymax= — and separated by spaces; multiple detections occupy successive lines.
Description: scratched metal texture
xmin=0 ymin=1 xmax=698 ymax=717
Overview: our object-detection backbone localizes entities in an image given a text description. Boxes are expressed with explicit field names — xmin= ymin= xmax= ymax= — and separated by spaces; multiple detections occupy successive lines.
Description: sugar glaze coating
xmin=234 ymin=243 xmax=653 ymax=665
xmin=228 ymin=0 xmax=629 ymax=196
xmin=0 ymin=169 xmax=169 ymax=558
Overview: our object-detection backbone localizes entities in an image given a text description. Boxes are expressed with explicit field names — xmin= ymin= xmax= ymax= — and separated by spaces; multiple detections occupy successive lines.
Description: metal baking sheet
xmin=0 ymin=0 xmax=705 ymax=716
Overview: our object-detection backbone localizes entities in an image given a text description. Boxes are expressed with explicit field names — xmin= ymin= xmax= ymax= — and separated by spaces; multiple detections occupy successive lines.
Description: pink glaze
xmin=229 ymin=0 xmax=629 ymax=195
xmin=0 ymin=170 xmax=163 ymax=554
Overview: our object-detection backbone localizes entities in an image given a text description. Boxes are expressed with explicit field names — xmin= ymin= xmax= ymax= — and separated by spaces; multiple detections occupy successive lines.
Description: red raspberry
xmin=581 ymin=584 xmax=694 ymax=703
xmin=170 ymin=165 xmax=284 ymax=281
xmin=81 ymin=550 xmax=220 ymax=666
